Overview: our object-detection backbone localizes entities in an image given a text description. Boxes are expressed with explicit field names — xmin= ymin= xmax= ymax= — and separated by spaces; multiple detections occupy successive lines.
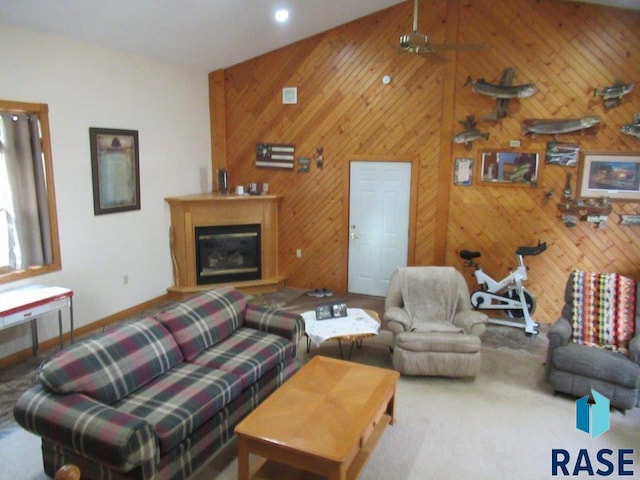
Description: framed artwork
xmin=90 ymin=127 xmax=140 ymax=215
xmin=454 ymin=158 xmax=473 ymax=186
xmin=577 ymin=152 xmax=640 ymax=201
xmin=477 ymin=150 xmax=540 ymax=186
xmin=545 ymin=142 xmax=579 ymax=166
xmin=315 ymin=302 xmax=348 ymax=320
xmin=315 ymin=304 xmax=333 ymax=320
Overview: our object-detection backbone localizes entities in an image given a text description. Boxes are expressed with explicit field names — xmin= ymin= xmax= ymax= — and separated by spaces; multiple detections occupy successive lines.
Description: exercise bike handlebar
xmin=459 ymin=241 xmax=547 ymax=264
xmin=515 ymin=241 xmax=547 ymax=257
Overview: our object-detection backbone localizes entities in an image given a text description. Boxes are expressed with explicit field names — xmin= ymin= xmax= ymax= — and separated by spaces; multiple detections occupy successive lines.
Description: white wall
xmin=0 ymin=25 xmax=211 ymax=359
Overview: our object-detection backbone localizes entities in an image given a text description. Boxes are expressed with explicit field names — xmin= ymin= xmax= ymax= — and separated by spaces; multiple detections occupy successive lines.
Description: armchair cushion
xmin=395 ymin=266 xmax=465 ymax=333
xmin=551 ymin=343 xmax=640 ymax=389
xmin=396 ymin=331 xmax=481 ymax=353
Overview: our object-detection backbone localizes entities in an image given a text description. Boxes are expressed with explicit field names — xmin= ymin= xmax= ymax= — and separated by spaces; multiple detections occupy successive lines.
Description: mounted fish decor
xmin=465 ymin=69 xmax=537 ymax=121
xmin=453 ymin=115 xmax=489 ymax=150
xmin=521 ymin=116 xmax=600 ymax=138
xmin=621 ymin=113 xmax=640 ymax=139
xmin=465 ymin=75 xmax=537 ymax=99
xmin=593 ymin=80 xmax=633 ymax=109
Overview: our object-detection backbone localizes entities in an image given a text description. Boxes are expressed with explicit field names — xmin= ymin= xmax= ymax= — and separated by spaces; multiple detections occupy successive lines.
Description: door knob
xmin=350 ymin=232 xmax=359 ymax=239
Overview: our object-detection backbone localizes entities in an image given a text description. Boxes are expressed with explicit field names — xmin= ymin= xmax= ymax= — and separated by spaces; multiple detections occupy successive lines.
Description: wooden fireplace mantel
xmin=165 ymin=193 xmax=285 ymax=299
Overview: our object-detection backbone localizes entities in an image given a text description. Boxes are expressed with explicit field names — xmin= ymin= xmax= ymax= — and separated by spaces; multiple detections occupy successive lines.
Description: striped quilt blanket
xmin=570 ymin=271 xmax=636 ymax=356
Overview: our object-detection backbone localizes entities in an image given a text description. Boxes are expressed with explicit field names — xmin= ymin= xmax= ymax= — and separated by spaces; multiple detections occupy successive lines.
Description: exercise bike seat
xmin=515 ymin=242 xmax=547 ymax=256
xmin=460 ymin=250 xmax=481 ymax=261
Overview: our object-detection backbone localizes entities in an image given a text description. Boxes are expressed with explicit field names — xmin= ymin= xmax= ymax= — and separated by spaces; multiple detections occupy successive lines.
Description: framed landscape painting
xmin=578 ymin=152 xmax=640 ymax=201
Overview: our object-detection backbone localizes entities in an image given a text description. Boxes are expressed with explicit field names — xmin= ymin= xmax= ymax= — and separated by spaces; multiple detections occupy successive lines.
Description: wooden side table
xmin=0 ymin=285 xmax=74 ymax=355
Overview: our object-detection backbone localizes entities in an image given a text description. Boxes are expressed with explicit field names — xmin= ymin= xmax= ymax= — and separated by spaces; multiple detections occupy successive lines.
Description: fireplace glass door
xmin=195 ymin=224 xmax=261 ymax=285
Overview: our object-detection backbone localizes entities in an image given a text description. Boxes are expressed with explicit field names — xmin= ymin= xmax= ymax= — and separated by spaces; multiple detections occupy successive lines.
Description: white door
xmin=348 ymin=161 xmax=412 ymax=296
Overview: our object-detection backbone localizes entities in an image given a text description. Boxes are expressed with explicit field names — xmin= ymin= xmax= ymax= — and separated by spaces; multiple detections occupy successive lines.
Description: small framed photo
xmin=578 ymin=152 xmax=640 ymax=201
xmin=332 ymin=303 xmax=348 ymax=318
xmin=315 ymin=304 xmax=333 ymax=320
xmin=90 ymin=127 xmax=140 ymax=215
xmin=454 ymin=158 xmax=473 ymax=186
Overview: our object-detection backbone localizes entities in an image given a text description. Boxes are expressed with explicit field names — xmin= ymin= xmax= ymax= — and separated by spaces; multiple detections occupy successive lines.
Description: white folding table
xmin=0 ymin=285 xmax=74 ymax=355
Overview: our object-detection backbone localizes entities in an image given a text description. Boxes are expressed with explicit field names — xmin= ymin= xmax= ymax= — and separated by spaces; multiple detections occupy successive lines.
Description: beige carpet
xmin=3 ymin=329 xmax=639 ymax=480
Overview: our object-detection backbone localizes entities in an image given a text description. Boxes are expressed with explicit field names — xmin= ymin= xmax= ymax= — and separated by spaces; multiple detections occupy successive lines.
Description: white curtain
xmin=0 ymin=112 xmax=52 ymax=269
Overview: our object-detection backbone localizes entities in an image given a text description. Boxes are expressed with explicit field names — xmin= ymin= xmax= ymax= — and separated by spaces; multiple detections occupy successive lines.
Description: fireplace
xmin=195 ymin=224 xmax=261 ymax=285
xmin=165 ymin=193 xmax=283 ymax=298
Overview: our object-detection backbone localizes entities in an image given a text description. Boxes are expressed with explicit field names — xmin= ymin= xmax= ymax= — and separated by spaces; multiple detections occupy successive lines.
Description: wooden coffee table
xmin=235 ymin=355 xmax=399 ymax=480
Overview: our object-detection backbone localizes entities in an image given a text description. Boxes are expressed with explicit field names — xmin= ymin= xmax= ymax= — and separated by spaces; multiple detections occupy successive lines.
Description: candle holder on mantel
xmin=216 ymin=168 xmax=229 ymax=193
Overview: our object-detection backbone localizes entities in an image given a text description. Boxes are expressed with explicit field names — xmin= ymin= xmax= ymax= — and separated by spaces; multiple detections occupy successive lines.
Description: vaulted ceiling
xmin=1 ymin=0 xmax=638 ymax=73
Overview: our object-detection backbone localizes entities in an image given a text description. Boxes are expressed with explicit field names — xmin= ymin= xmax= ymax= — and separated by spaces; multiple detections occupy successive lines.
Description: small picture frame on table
xmin=315 ymin=303 xmax=348 ymax=320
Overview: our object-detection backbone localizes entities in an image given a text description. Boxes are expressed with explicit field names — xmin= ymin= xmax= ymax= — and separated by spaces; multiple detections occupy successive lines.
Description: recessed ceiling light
xmin=275 ymin=9 xmax=289 ymax=22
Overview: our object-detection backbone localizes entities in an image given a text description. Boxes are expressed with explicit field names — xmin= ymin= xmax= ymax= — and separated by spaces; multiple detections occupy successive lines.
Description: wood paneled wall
xmin=210 ymin=0 xmax=640 ymax=324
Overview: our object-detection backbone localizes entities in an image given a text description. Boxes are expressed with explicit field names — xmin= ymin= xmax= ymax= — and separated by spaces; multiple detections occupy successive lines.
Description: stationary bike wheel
xmin=504 ymin=287 xmax=536 ymax=318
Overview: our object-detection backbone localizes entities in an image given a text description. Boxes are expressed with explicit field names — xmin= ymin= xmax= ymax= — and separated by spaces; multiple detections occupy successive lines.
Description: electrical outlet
xmin=123 ymin=274 xmax=129 ymax=285
xmin=296 ymin=249 xmax=302 ymax=258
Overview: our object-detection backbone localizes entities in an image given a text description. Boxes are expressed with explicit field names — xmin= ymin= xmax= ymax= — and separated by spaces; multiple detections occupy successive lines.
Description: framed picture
xmin=577 ymin=152 xmax=640 ymax=201
xmin=477 ymin=150 xmax=540 ymax=186
xmin=90 ymin=127 xmax=140 ymax=215
xmin=454 ymin=158 xmax=473 ymax=186
xmin=332 ymin=303 xmax=348 ymax=318
xmin=315 ymin=304 xmax=333 ymax=320
xmin=545 ymin=142 xmax=579 ymax=166
xmin=315 ymin=302 xmax=348 ymax=320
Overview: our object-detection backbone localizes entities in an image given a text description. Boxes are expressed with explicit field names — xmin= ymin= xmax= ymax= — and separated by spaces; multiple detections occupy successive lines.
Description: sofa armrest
xmin=453 ymin=310 xmax=488 ymax=336
xmin=547 ymin=317 xmax=572 ymax=349
xmin=629 ymin=334 xmax=640 ymax=365
xmin=383 ymin=306 xmax=411 ymax=331
xmin=244 ymin=304 xmax=305 ymax=358
xmin=14 ymin=385 xmax=159 ymax=476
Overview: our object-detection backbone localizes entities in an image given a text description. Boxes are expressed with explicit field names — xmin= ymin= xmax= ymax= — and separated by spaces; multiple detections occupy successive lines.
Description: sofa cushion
xmin=38 ymin=317 xmax=184 ymax=404
xmin=114 ymin=362 xmax=242 ymax=455
xmin=156 ymin=287 xmax=247 ymax=361
xmin=190 ymin=327 xmax=293 ymax=390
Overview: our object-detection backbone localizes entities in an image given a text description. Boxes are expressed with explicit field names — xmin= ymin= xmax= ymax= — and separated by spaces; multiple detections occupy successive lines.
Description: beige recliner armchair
xmin=383 ymin=266 xmax=488 ymax=377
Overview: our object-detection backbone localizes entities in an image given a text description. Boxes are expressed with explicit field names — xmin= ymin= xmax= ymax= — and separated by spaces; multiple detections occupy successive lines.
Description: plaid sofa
xmin=13 ymin=286 xmax=304 ymax=480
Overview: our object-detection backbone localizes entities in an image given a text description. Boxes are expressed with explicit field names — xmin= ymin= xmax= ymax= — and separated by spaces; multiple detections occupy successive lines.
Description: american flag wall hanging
xmin=256 ymin=143 xmax=295 ymax=169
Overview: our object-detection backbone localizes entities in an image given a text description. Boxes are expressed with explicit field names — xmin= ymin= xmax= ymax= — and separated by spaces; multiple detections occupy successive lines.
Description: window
xmin=0 ymin=100 xmax=61 ymax=284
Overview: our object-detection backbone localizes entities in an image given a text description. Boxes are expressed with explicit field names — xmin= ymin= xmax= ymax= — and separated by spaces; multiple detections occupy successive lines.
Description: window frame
xmin=0 ymin=100 xmax=61 ymax=284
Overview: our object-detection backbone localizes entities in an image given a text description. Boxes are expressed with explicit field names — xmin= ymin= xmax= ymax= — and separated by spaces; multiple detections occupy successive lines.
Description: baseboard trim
xmin=0 ymin=294 xmax=171 ymax=370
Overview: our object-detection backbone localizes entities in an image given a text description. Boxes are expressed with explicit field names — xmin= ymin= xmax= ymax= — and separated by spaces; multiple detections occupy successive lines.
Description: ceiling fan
xmin=399 ymin=0 xmax=483 ymax=56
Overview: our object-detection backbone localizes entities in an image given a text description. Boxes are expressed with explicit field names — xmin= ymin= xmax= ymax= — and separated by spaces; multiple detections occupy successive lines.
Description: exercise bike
xmin=459 ymin=242 xmax=547 ymax=335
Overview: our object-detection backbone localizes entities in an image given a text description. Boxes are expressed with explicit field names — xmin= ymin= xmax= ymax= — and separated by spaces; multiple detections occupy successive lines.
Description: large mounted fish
xmin=521 ymin=116 xmax=600 ymax=137
xmin=465 ymin=75 xmax=537 ymax=99
xmin=621 ymin=113 xmax=640 ymax=139
xmin=594 ymin=80 xmax=633 ymax=108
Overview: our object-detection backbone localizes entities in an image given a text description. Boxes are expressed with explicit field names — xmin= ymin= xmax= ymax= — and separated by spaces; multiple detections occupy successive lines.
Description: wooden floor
xmin=272 ymin=290 xmax=385 ymax=318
